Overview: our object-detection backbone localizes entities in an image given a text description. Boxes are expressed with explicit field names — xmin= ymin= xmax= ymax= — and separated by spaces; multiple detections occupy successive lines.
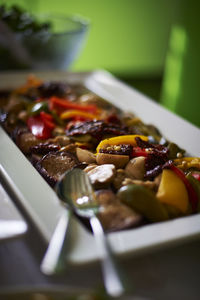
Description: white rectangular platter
xmin=0 ymin=174 xmax=27 ymax=241
xmin=0 ymin=70 xmax=200 ymax=264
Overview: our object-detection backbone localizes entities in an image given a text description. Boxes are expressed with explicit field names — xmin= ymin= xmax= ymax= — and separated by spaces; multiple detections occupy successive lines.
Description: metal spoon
xmin=41 ymin=168 xmax=125 ymax=298
xmin=40 ymin=206 xmax=72 ymax=275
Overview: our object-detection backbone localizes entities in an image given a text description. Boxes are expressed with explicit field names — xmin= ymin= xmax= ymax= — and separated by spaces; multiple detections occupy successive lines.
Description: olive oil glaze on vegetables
xmin=0 ymin=75 xmax=200 ymax=232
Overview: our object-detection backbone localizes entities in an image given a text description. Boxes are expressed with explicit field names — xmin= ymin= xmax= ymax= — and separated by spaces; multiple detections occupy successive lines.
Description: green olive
xmin=186 ymin=173 xmax=200 ymax=212
xmin=168 ymin=142 xmax=185 ymax=159
xmin=117 ymin=184 xmax=169 ymax=222
xmin=28 ymin=101 xmax=48 ymax=115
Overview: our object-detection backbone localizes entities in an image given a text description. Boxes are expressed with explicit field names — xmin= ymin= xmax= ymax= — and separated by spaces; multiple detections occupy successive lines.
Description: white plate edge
xmin=0 ymin=69 xmax=200 ymax=264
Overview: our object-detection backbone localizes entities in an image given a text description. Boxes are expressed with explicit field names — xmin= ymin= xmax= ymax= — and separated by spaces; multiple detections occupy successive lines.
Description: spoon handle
xmin=40 ymin=209 xmax=71 ymax=275
xmin=90 ymin=216 xmax=125 ymax=298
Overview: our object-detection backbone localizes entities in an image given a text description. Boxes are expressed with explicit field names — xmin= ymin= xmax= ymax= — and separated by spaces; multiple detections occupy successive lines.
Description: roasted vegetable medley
xmin=1 ymin=75 xmax=200 ymax=232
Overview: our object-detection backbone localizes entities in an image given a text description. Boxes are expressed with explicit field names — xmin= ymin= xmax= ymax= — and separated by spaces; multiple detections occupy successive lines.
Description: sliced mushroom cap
xmin=18 ymin=110 xmax=28 ymax=122
xmin=84 ymin=164 xmax=98 ymax=173
xmin=95 ymin=189 xmax=143 ymax=231
xmin=96 ymin=153 xmax=129 ymax=169
xmin=76 ymin=147 xmax=96 ymax=164
xmin=125 ymin=156 xmax=146 ymax=180
xmin=112 ymin=169 xmax=126 ymax=190
xmin=86 ymin=164 xmax=116 ymax=188
xmin=16 ymin=131 xmax=41 ymax=154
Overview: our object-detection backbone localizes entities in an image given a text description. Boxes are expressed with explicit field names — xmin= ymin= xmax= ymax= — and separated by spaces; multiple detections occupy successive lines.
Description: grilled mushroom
xmin=125 ymin=156 xmax=146 ymax=180
xmin=96 ymin=153 xmax=129 ymax=168
xmin=86 ymin=164 xmax=116 ymax=188
xmin=96 ymin=189 xmax=143 ymax=231
xmin=35 ymin=151 xmax=79 ymax=187
xmin=76 ymin=147 xmax=96 ymax=164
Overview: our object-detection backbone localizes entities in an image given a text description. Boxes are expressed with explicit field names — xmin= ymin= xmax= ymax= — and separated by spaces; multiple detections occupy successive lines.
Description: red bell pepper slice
xmin=72 ymin=115 xmax=89 ymax=122
xmin=40 ymin=111 xmax=53 ymax=121
xmin=170 ymin=164 xmax=198 ymax=212
xmin=40 ymin=111 xmax=55 ymax=130
xmin=191 ymin=172 xmax=200 ymax=182
xmin=49 ymin=96 xmax=98 ymax=115
xmin=132 ymin=147 xmax=148 ymax=158
xmin=27 ymin=114 xmax=55 ymax=139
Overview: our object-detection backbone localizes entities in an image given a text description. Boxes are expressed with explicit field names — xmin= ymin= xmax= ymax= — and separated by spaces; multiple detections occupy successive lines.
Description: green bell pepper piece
xmin=28 ymin=101 xmax=48 ymax=116
xmin=117 ymin=184 xmax=169 ymax=222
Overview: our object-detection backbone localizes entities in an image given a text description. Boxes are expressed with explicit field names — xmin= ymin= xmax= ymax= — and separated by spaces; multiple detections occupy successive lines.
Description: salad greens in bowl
xmin=0 ymin=5 xmax=89 ymax=70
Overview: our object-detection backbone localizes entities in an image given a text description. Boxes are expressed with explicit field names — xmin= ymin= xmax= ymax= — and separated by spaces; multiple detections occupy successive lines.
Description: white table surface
xmin=0 ymin=183 xmax=200 ymax=300
xmin=0 ymin=70 xmax=200 ymax=299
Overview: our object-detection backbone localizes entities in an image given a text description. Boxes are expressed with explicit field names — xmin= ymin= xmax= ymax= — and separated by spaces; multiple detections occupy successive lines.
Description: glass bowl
xmin=0 ymin=14 xmax=89 ymax=71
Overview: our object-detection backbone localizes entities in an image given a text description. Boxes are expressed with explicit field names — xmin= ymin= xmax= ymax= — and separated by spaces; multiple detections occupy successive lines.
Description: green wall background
xmin=3 ymin=0 xmax=177 ymax=76
xmin=2 ymin=0 xmax=199 ymax=127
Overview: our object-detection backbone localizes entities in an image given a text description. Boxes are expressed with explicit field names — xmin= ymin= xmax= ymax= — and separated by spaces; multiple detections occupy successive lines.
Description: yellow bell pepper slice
xmin=174 ymin=157 xmax=200 ymax=171
xmin=96 ymin=135 xmax=148 ymax=153
xmin=60 ymin=109 xmax=100 ymax=120
xmin=156 ymin=169 xmax=189 ymax=213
